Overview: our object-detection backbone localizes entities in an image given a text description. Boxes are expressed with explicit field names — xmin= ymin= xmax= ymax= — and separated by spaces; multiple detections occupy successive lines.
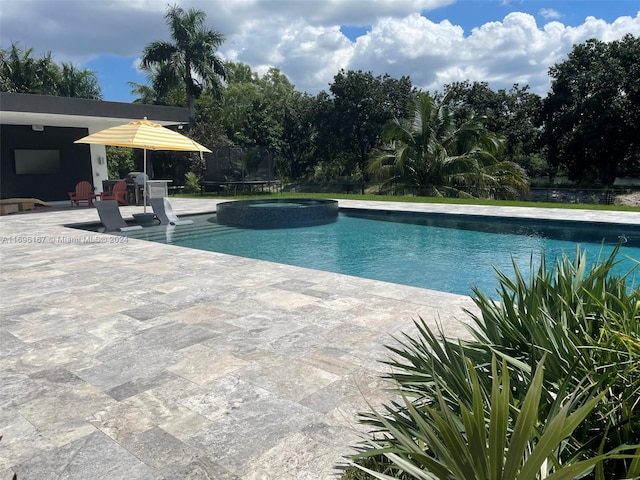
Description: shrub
xmin=183 ymin=171 xmax=201 ymax=193
xmin=348 ymin=246 xmax=640 ymax=479
xmin=351 ymin=356 xmax=636 ymax=479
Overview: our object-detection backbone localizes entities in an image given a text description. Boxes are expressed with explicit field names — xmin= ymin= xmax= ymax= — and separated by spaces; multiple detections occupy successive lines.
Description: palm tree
xmin=140 ymin=5 xmax=227 ymax=126
xmin=369 ymin=92 xmax=528 ymax=199
xmin=1 ymin=42 xmax=101 ymax=99
xmin=128 ymin=79 xmax=158 ymax=105
xmin=0 ymin=43 xmax=51 ymax=94
xmin=129 ymin=63 xmax=185 ymax=106
xmin=58 ymin=63 xmax=102 ymax=100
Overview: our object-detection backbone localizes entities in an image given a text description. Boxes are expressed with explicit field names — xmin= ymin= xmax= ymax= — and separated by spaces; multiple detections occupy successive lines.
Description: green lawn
xmin=177 ymin=191 xmax=640 ymax=212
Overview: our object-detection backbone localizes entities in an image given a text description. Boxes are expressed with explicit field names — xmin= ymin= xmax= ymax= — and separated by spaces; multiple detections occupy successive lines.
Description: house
xmin=0 ymin=92 xmax=189 ymax=201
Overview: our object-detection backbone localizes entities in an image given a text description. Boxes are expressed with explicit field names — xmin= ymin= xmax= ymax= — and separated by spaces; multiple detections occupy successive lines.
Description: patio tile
xmin=167 ymin=344 xmax=248 ymax=385
xmin=119 ymin=302 xmax=181 ymax=321
xmin=17 ymin=382 xmax=113 ymax=431
xmin=76 ymin=359 xmax=172 ymax=393
xmin=105 ymin=370 xmax=181 ymax=401
xmin=301 ymin=419 xmax=363 ymax=452
xmin=0 ymin=331 xmax=29 ymax=358
xmin=165 ymin=302 xmax=239 ymax=324
xmin=299 ymin=346 xmax=362 ymax=377
xmin=242 ymin=432 xmax=338 ymax=480
xmin=171 ymin=455 xmax=241 ymax=480
xmin=302 ymin=368 xmax=396 ymax=421
xmin=269 ymin=279 xmax=318 ymax=292
xmin=266 ymin=323 xmax=339 ymax=359
xmin=84 ymin=312 xmax=147 ymax=340
xmin=255 ymin=286 xmax=321 ymax=309
xmin=0 ymin=304 xmax=40 ymax=316
xmin=186 ymin=390 xmax=321 ymax=475
xmin=12 ymin=430 xmax=162 ymax=480
xmin=0 ymin=408 xmax=43 ymax=470
xmin=119 ymin=426 xmax=200 ymax=477
xmin=178 ymin=375 xmax=268 ymax=422
xmin=133 ymin=321 xmax=218 ymax=351
xmin=157 ymin=408 xmax=213 ymax=443
xmin=89 ymin=387 xmax=197 ymax=443
xmin=235 ymin=355 xmax=341 ymax=402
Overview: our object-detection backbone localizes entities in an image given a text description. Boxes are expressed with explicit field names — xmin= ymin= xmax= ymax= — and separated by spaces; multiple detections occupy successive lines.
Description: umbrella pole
xmin=143 ymin=149 xmax=147 ymax=214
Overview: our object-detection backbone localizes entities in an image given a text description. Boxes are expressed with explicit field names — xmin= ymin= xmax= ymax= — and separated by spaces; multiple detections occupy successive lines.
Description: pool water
xmin=123 ymin=211 xmax=640 ymax=296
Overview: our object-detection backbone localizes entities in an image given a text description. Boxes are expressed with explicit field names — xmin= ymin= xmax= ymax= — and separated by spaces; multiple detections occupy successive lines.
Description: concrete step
xmin=126 ymin=222 xmax=240 ymax=243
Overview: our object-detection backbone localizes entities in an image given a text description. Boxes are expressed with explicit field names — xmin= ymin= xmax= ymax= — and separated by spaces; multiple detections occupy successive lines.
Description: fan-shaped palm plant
xmin=368 ymin=92 xmax=528 ymax=199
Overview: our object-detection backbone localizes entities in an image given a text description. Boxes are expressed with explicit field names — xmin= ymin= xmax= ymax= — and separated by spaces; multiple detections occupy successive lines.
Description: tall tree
xmin=279 ymin=90 xmax=317 ymax=180
xmin=369 ymin=92 xmax=528 ymax=199
xmin=445 ymin=81 xmax=544 ymax=176
xmin=0 ymin=42 xmax=101 ymax=99
xmin=58 ymin=63 xmax=102 ymax=100
xmin=220 ymin=66 xmax=293 ymax=149
xmin=223 ymin=60 xmax=256 ymax=84
xmin=141 ymin=5 xmax=226 ymax=126
xmin=542 ymin=34 xmax=640 ymax=184
xmin=327 ymin=70 xmax=414 ymax=180
xmin=1 ymin=43 xmax=50 ymax=94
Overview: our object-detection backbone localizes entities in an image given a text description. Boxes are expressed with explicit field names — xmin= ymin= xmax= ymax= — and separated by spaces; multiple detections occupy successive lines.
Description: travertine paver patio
xmin=0 ymin=198 xmax=638 ymax=479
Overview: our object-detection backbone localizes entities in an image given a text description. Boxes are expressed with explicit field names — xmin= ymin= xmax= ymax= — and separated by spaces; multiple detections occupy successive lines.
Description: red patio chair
xmin=68 ymin=181 xmax=97 ymax=207
xmin=98 ymin=180 xmax=129 ymax=205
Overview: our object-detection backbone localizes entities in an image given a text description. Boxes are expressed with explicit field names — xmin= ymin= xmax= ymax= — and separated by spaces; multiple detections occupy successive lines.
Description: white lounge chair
xmin=96 ymin=200 xmax=144 ymax=232
xmin=150 ymin=197 xmax=194 ymax=226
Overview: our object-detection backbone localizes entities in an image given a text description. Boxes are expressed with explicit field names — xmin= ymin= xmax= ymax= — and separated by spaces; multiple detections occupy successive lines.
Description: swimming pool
xmin=118 ymin=209 xmax=640 ymax=296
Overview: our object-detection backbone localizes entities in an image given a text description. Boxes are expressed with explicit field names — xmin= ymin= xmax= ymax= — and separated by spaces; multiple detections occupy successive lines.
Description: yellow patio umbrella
xmin=75 ymin=118 xmax=211 ymax=213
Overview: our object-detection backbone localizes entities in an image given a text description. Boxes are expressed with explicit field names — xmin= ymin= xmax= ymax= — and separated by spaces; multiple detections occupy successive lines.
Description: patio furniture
xmin=99 ymin=180 xmax=128 ymax=205
xmin=150 ymin=197 xmax=194 ymax=226
xmin=134 ymin=173 xmax=148 ymax=205
xmin=75 ymin=118 xmax=211 ymax=216
xmin=0 ymin=198 xmax=49 ymax=214
xmin=96 ymin=200 xmax=143 ymax=232
xmin=68 ymin=181 xmax=97 ymax=207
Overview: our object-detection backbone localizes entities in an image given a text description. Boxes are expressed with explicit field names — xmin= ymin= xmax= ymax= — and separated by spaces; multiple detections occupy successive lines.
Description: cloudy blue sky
xmin=2 ymin=1 xmax=639 ymax=102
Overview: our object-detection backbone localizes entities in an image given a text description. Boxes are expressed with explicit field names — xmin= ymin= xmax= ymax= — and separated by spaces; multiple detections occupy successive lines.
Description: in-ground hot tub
xmin=216 ymin=198 xmax=338 ymax=228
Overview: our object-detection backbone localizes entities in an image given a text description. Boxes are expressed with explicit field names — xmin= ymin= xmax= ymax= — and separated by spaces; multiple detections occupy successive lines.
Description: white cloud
xmin=1 ymin=1 xmax=639 ymax=99
xmin=539 ymin=8 xmax=562 ymax=20
xmin=131 ymin=58 xmax=143 ymax=73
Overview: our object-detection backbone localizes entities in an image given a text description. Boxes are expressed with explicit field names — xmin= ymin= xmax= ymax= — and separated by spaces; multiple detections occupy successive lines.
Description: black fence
xmin=204 ymin=146 xmax=274 ymax=182
xmin=200 ymin=147 xmax=279 ymax=195
xmin=524 ymin=188 xmax=618 ymax=205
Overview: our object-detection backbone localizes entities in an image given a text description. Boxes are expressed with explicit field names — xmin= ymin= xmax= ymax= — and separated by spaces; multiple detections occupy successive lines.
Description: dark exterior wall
xmin=1 ymin=124 xmax=92 ymax=201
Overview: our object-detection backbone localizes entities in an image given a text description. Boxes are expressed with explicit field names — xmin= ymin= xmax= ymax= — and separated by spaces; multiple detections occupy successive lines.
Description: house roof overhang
xmin=0 ymin=92 xmax=190 ymax=130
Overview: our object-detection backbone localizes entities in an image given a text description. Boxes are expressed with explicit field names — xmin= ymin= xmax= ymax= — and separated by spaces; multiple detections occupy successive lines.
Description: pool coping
xmin=1 ymin=198 xmax=639 ymax=479
xmin=341 ymin=205 xmax=640 ymax=228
